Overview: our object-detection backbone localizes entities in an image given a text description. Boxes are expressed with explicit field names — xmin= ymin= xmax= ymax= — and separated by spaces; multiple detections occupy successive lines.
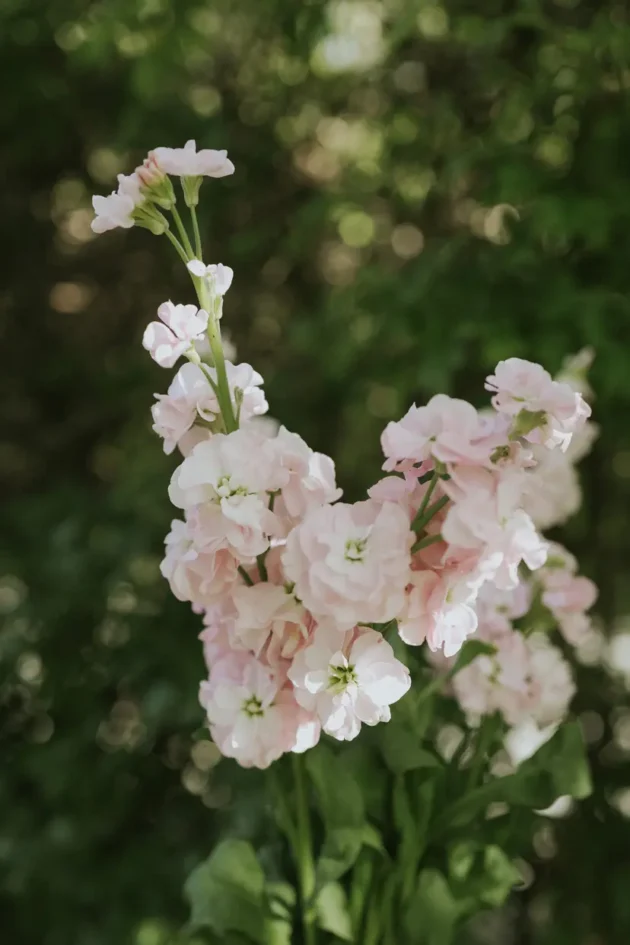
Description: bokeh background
xmin=2 ymin=1 xmax=630 ymax=943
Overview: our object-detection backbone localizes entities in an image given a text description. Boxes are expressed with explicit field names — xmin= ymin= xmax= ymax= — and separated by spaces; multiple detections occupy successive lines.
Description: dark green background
xmin=2 ymin=1 xmax=630 ymax=943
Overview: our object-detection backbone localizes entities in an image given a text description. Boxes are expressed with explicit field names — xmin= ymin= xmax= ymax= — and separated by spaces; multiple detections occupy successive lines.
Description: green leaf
xmin=306 ymin=745 xmax=365 ymax=828
xmin=404 ymin=869 xmax=459 ymax=945
xmin=433 ymin=721 xmax=592 ymax=834
xmin=184 ymin=839 xmax=265 ymax=942
xmin=264 ymin=882 xmax=296 ymax=945
xmin=380 ymin=723 xmax=442 ymax=774
xmin=315 ymin=826 xmax=366 ymax=887
xmin=316 ymin=882 xmax=353 ymax=941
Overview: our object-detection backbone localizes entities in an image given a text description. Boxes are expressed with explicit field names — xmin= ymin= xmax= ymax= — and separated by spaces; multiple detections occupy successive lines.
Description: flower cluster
xmin=91 ymin=144 xmax=597 ymax=769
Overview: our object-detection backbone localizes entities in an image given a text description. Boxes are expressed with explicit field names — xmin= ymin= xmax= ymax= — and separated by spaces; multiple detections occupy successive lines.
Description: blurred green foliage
xmin=2 ymin=0 xmax=630 ymax=943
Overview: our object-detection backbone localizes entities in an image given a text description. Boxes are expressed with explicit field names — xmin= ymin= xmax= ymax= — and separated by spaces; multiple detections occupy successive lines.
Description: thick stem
xmin=292 ymin=754 xmax=317 ymax=945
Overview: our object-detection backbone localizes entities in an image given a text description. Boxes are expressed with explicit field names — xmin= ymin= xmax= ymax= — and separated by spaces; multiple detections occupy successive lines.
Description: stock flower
xmin=485 ymin=357 xmax=591 ymax=451
xmin=270 ymin=427 xmax=342 ymax=523
xmin=187 ymin=259 xmax=234 ymax=295
xmin=200 ymin=653 xmax=319 ymax=768
xmin=381 ymin=394 xmax=495 ymax=472
xmin=152 ymin=140 xmax=235 ymax=177
xmin=442 ymin=467 xmax=548 ymax=589
xmin=160 ymin=519 xmax=239 ymax=608
xmin=288 ymin=624 xmax=411 ymax=741
xmin=169 ymin=429 xmax=281 ymax=557
xmin=143 ymin=301 xmax=209 ymax=368
xmin=538 ymin=545 xmax=598 ymax=646
xmin=283 ymin=499 xmax=412 ymax=629
xmin=151 ymin=362 xmax=217 ymax=454
xmin=91 ymin=190 xmax=136 ymax=233
xmin=232 ymin=582 xmax=313 ymax=664
xmin=398 ymin=569 xmax=478 ymax=657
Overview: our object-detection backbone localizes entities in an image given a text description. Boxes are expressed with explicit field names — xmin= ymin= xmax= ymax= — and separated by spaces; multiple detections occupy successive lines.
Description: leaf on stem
xmin=184 ymin=839 xmax=265 ymax=942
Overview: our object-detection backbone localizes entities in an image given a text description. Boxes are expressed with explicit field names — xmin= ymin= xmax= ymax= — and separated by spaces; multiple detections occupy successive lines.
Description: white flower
xmin=200 ymin=653 xmax=319 ymax=768
xmin=289 ymin=625 xmax=411 ymax=741
xmin=187 ymin=259 xmax=234 ymax=296
xmin=168 ymin=428 xmax=282 ymax=558
xmin=142 ymin=301 xmax=209 ymax=368
xmin=152 ymin=140 xmax=235 ymax=177
xmin=151 ymin=363 xmax=216 ymax=454
xmin=91 ymin=191 xmax=136 ymax=233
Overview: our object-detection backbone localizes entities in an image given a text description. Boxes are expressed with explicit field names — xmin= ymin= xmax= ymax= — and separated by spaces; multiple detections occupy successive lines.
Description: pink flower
xmin=442 ymin=467 xmax=547 ymax=589
xmin=232 ymin=582 xmax=313 ymax=665
xmin=381 ymin=395 xmax=495 ymax=472
xmin=187 ymin=259 xmax=234 ymax=296
xmin=538 ymin=545 xmax=598 ymax=646
xmin=398 ymin=569 xmax=478 ymax=657
xmin=288 ymin=625 xmax=411 ymax=741
xmin=485 ymin=357 xmax=591 ymax=452
xmin=200 ymin=653 xmax=318 ymax=768
xmin=270 ymin=427 xmax=342 ymax=524
xmin=169 ymin=429 xmax=282 ymax=557
xmin=282 ymin=499 xmax=412 ymax=629
xmin=151 ymin=363 xmax=216 ymax=454
xmin=143 ymin=301 xmax=209 ymax=368
xmin=160 ymin=519 xmax=240 ymax=609
xmin=152 ymin=141 xmax=235 ymax=178
xmin=199 ymin=603 xmax=239 ymax=670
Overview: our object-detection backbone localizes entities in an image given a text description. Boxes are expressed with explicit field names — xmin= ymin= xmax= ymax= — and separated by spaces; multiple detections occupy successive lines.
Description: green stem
xmin=257 ymin=553 xmax=268 ymax=582
xmin=467 ymin=714 xmax=498 ymax=790
xmin=412 ymin=494 xmax=449 ymax=535
xmin=164 ymin=228 xmax=189 ymax=266
xmin=192 ymin=278 xmax=237 ymax=432
xmin=411 ymin=532 xmax=443 ymax=554
xmin=190 ymin=205 xmax=203 ymax=260
xmin=292 ymin=754 xmax=316 ymax=945
xmin=413 ymin=470 xmax=438 ymax=525
xmin=171 ymin=204 xmax=195 ymax=258
xmin=238 ymin=565 xmax=254 ymax=586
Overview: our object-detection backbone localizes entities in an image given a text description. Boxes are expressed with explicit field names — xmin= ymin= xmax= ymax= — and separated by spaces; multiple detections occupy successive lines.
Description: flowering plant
xmin=92 ymin=144 xmax=597 ymax=945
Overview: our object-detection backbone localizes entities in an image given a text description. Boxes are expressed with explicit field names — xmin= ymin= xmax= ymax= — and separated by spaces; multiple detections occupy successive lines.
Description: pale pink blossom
xmin=270 ymin=427 xmax=342 ymax=523
xmin=160 ymin=519 xmax=240 ymax=609
xmin=398 ymin=569 xmax=478 ymax=657
xmin=475 ymin=580 xmax=532 ymax=637
xmin=451 ymin=626 xmax=574 ymax=729
xmin=485 ymin=357 xmax=591 ymax=452
xmin=232 ymin=582 xmax=313 ymax=665
xmin=288 ymin=625 xmax=410 ymax=741
xmin=381 ymin=395 xmax=497 ymax=472
xmin=143 ymin=301 xmax=209 ymax=368
xmin=200 ymin=653 xmax=318 ymax=768
xmin=199 ymin=603 xmax=239 ymax=670
xmin=282 ymin=500 xmax=412 ymax=629
xmin=442 ymin=467 xmax=547 ymax=589
xmin=152 ymin=141 xmax=235 ymax=178
xmin=169 ymin=429 xmax=282 ymax=557
xmin=187 ymin=259 xmax=234 ymax=295
xmin=151 ymin=363 xmax=216 ymax=454
xmin=538 ymin=547 xmax=597 ymax=646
